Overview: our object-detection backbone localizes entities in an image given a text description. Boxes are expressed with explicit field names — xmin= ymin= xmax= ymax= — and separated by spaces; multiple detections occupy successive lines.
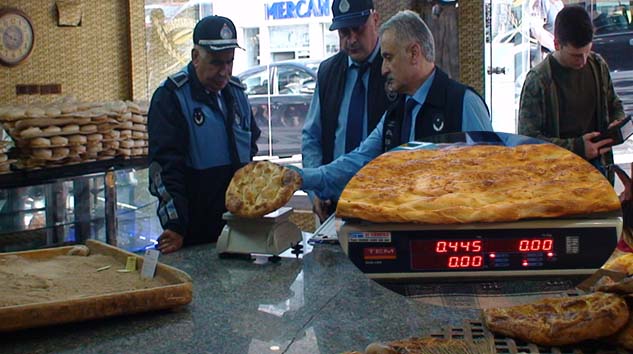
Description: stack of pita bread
xmin=0 ymin=140 xmax=15 ymax=174
xmin=0 ymin=98 xmax=148 ymax=170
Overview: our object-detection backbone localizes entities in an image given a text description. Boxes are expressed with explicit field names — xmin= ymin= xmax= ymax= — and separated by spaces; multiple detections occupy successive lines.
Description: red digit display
xmin=436 ymin=240 xmax=482 ymax=253
xmin=518 ymin=239 xmax=553 ymax=252
xmin=410 ymin=237 xmax=555 ymax=271
xmin=447 ymin=256 xmax=483 ymax=268
xmin=542 ymin=239 xmax=553 ymax=251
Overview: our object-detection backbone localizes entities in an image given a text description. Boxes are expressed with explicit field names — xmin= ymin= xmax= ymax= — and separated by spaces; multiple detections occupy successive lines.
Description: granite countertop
xmin=3 ymin=243 xmax=481 ymax=354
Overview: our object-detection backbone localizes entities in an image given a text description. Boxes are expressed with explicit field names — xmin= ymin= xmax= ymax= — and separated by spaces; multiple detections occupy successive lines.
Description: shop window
xmin=144 ymin=1 xmax=210 ymax=95
xmin=277 ymin=66 xmax=315 ymax=95
xmin=243 ymin=69 xmax=271 ymax=95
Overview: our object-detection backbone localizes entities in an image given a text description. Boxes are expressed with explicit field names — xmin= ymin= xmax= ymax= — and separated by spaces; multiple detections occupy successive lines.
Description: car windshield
xmin=590 ymin=3 xmax=631 ymax=34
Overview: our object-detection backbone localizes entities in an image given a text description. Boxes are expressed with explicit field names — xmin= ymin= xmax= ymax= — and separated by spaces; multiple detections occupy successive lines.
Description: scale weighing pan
xmin=338 ymin=132 xmax=623 ymax=279
xmin=217 ymin=206 xmax=302 ymax=257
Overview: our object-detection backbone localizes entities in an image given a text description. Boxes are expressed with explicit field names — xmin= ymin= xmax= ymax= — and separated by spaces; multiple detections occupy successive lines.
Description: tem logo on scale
xmin=363 ymin=247 xmax=397 ymax=260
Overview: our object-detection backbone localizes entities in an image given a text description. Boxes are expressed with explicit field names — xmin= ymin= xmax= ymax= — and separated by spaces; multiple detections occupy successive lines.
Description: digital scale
xmin=335 ymin=132 xmax=623 ymax=280
xmin=216 ymin=207 xmax=302 ymax=257
xmin=338 ymin=213 xmax=621 ymax=279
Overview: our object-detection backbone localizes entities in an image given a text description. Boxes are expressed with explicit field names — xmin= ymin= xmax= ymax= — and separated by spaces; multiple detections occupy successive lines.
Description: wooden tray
xmin=0 ymin=240 xmax=192 ymax=332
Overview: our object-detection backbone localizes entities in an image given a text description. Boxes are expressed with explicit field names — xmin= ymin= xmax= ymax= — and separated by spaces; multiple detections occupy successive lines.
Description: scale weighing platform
xmin=217 ymin=207 xmax=303 ymax=257
xmin=338 ymin=213 xmax=621 ymax=279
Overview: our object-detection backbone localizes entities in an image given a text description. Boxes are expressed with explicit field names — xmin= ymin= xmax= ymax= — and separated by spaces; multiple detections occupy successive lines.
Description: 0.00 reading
xmin=448 ymin=255 xmax=483 ymax=268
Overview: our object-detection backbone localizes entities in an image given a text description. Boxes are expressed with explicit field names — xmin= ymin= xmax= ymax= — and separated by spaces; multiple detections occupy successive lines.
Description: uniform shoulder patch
xmin=167 ymin=72 xmax=189 ymax=89
xmin=229 ymin=76 xmax=246 ymax=90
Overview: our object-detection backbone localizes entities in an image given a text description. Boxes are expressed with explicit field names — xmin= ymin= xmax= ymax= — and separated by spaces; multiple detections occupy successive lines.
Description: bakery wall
xmin=1 ymin=0 xmax=484 ymax=104
xmin=0 ymin=0 xmax=148 ymax=105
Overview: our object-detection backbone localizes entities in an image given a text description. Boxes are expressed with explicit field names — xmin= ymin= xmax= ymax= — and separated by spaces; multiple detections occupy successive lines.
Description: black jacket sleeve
xmin=249 ymin=104 xmax=261 ymax=158
xmin=147 ymin=86 xmax=190 ymax=237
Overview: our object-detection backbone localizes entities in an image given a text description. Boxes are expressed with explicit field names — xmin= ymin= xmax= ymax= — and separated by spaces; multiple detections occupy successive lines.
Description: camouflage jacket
xmin=518 ymin=52 xmax=624 ymax=169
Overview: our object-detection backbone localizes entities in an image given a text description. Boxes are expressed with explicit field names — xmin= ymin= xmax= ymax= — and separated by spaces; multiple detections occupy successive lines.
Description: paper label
xmin=125 ymin=256 xmax=137 ymax=271
xmin=141 ymin=249 xmax=159 ymax=279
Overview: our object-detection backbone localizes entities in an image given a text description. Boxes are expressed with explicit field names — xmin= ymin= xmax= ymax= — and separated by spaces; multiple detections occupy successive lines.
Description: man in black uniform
xmin=301 ymin=0 xmax=390 ymax=221
xmin=300 ymin=10 xmax=492 ymax=200
xmin=148 ymin=15 xmax=260 ymax=254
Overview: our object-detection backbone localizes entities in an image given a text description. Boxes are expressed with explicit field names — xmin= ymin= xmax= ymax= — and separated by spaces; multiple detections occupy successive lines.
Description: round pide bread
xmin=483 ymin=291 xmax=629 ymax=346
xmin=225 ymin=161 xmax=302 ymax=218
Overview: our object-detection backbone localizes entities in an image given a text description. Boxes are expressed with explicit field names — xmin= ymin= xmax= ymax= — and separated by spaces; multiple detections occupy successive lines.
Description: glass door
xmin=484 ymin=0 xmax=532 ymax=134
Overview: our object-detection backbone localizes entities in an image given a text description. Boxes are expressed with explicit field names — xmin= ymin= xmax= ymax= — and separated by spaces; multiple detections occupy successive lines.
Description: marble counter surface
xmin=2 ymin=243 xmax=481 ymax=354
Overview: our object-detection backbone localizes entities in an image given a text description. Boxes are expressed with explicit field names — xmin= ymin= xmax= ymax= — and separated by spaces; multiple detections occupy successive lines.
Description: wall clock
xmin=0 ymin=8 xmax=34 ymax=67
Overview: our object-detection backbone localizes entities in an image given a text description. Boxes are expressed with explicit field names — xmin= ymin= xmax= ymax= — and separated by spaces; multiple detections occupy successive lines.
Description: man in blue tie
xmin=299 ymin=10 xmax=493 ymax=202
xmin=302 ymin=0 xmax=391 ymax=221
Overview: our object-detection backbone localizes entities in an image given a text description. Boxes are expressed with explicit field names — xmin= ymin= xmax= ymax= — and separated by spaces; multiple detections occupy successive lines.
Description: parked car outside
xmin=590 ymin=2 xmax=633 ymax=161
xmin=591 ymin=3 xmax=633 ymax=72
xmin=590 ymin=2 xmax=633 ymax=117
xmin=237 ymin=59 xmax=321 ymax=158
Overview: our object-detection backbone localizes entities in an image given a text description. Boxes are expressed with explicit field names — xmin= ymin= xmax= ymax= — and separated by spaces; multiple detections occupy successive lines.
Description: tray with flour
xmin=0 ymin=239 xmax=192 ymax=332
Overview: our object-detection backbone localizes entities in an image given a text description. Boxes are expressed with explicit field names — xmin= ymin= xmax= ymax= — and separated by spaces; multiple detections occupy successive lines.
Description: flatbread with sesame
xmin=483 ymin=292 xmax=629 ymax=346
xmin=337 ymin=144 xmax=620 ymax=224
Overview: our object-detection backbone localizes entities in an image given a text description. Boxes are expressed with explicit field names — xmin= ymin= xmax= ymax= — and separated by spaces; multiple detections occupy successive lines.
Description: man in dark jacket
xmin=518 ymin=6 xmax=624 ymax=182
xmin=300 ymin=10 xmax=491 ymax=201
xmin=301 ymin=0 xmax=390 ymax=221
xmin=148 ymin=15 xmax=260 ymax=254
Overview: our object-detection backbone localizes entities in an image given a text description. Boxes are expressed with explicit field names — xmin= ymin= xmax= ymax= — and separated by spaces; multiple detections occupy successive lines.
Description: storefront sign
xmin=265 ymin=0 xmax=330 ymax=20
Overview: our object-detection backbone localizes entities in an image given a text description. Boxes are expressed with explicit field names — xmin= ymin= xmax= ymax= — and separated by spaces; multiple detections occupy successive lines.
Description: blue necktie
xmin=345 ymin=63 xmax=369 ymax=152
xmin=401 ymin=98 xmax=418 ymax=143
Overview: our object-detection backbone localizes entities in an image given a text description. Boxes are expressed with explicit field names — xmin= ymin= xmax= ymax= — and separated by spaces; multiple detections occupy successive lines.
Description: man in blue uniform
xmin=300 ymin=10 xmax=492 ymax=200
xmin=148 ymin=15 xmax=260 ymax=254
xmin=302 ymin=0 xmax=390 ymax=220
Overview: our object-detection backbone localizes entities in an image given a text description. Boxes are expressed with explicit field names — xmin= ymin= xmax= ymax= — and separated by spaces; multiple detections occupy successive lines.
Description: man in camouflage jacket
xmin=518 ymin=6 xmax=625 ymax=183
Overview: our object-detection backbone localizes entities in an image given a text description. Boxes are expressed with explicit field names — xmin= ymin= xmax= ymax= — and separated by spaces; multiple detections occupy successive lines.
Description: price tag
xmin=125 ymin=256 xmax=137 ymax=271
xmin=141 ymin=249 xmax=160 ymax=279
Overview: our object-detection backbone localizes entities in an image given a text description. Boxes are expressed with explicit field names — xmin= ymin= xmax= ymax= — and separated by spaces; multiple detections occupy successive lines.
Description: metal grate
xmin=429 ymin=320 xmax=623 ymax=354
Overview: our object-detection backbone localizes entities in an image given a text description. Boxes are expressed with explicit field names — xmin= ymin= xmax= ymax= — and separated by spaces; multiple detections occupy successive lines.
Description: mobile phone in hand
xmin=591 ymin=116 xmax=633 ymax=146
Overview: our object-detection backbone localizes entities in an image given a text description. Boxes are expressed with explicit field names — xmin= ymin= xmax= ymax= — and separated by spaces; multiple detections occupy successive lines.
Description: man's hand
xmin=156 ymin=229 xmax=184 ymax=254
xmin=583 ymin=132 xmax=614 ymax=160
xmin=312 ymin=195 xmax=333 ymax=223
xmin=608 ymin=119 xmax=624 ymax=129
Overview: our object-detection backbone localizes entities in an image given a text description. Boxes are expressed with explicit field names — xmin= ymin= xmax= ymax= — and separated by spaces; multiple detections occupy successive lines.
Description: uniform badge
xmin=433 ymin=114 xmax=444 ymax=132
xmin=387 ymin=90 xmax=398 ymax=102
xmin=220 ymin=23 xmax=233 ymax=39
xmin=339 ymin=0 xmax=350 ymax=13
xmin=193 ymin=108 xmax=205 ymax=126
xmin=384 ymin=82 xmax=398 ymax=102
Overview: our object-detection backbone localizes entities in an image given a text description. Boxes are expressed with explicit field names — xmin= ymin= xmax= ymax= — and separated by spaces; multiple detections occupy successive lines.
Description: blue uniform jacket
xmin=148 ymin=63 xmax=260 ymax=245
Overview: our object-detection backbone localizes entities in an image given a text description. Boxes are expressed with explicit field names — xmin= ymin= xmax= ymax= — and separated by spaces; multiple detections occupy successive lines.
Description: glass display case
xmin=0 ymin=158 xmax=161 ymax=253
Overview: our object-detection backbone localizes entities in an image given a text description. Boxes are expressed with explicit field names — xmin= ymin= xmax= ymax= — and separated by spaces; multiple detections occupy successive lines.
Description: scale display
xmin=410 ymin=237 xmax=555 ymax=270
xmin=340 ymin=218 xmax=620 ymax=278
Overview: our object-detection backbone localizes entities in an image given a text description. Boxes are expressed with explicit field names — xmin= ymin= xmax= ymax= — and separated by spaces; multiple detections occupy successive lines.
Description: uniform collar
xmin=347 ymin=40 xmax=381 ymax=68
xmin=407 ymin=68 xmax=436 ymax=107
xmin=187 ymin=62 xmax=224 ymax=105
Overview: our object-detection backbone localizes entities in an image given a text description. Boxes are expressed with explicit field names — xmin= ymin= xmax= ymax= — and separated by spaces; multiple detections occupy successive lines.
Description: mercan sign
xmin=265 ymin=0 xmax=331 ymax=20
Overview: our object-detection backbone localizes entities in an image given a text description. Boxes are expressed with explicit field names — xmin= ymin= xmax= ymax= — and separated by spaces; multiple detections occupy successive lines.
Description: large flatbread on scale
xmin=336 ymin=144 xmax=620 ymax=224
